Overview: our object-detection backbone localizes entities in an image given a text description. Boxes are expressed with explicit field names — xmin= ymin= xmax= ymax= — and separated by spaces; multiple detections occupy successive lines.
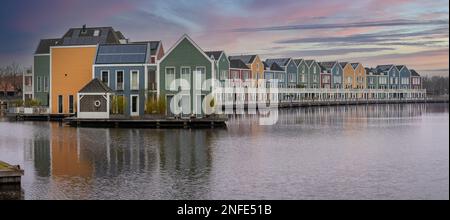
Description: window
xmin=334 ymin=76 xmax=341 ymax=84
xmin=181 ymin=67 xmax=191 ymax=84
xmin=165 ymin=67 xmax=175 ymax=90
xmin=196 ymin=67 xmax=206 ymax=90
xmin=101 ymin=70 xmax=109 ymax=85
xmin=369 ymin=78 xmax=374 ymax=84
xmin=243 ymin=71 xmax=249 ymax=81
xmin=390 ymin=77 xmax=394 ymax=84
xmin=58 ymin=95 xmax=63 ymax=114
xmin=37 ymin=76 xmax=42 ymax=92
xmin=347 ymin=77 xmax=352 ymax=84
xmin=93 ymin=30 xmax=100 ymax=37
xmin=130 ymin=70 xmax=139 ymax=90
xmin=220 ymin=70 xmax=228 ymax=80
xmin=69 ymin=95 xmax=74 ymax=113
xmin=394 ymin=77 xmax=398 ymax=84
xmin=313 ymin=66 xmax=317 ymax=74
xmin=301 ymin=75 xmax=306 ymax=83
xmin=116 ymin=71 xmax=124 ymax=90
xmin=44 ymin=76 xmax=49 ymax=92
xmin=313 ymin=75 xmax=317 ymax=83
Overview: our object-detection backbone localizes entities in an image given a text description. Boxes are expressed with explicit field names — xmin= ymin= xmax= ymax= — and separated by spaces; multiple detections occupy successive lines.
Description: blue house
xmin=265 ymin=58 xmax=297 ymax=88
xmin=375 ymin=65 xmax=400 ymax=89
xmin=263 ymin=61 xmax=285 ymax=88
xmin=396 ymin=65 xmax=411 ymax=89
xmin=93 ymin=43 xmax=158 ymax=117
xmin=319 ymin=61 xmax=343 ymax=89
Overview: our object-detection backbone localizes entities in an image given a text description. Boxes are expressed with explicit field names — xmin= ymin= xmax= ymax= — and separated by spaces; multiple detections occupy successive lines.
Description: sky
xmin=0 ymin=0 xmax=448 ymax=76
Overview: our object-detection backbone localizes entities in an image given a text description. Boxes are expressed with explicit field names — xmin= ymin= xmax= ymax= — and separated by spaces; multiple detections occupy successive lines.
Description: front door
xmin=130 ymin=95 xmax=139 ymax=117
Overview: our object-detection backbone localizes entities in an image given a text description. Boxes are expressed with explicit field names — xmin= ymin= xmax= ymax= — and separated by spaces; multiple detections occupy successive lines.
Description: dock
xmin=0 ymin=161 xmax=24 ymax=185
xmin=64 ymin=116 xmax=228 ymax=128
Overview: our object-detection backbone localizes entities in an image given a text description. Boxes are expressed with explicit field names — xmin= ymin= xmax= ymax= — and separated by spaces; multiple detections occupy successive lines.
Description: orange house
xmin=351 ymin=63 xmax=366 ymax=89
xmin=50 ymin=46 xmax=97 ymax=114
xmin=340 ymin=62 xmax=354 ymax=89
xmin=228 ymin=55 xmax=264 ymax=87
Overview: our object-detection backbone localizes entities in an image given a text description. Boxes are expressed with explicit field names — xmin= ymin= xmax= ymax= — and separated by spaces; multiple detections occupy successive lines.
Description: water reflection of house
xmin=50 ymin=123 xmax=93 ymax=177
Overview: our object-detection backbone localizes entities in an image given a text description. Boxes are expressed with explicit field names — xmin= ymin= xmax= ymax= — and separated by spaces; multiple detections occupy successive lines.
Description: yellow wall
xmin=353 ymin=63 xmax=366 ymax=89
xmin=343 ymin=64 xmax=354 ymax=89
xmin=249 ymin=55 xmax=264 ymax=80
xmin=51 ymin=46 xmax=97 ymax=114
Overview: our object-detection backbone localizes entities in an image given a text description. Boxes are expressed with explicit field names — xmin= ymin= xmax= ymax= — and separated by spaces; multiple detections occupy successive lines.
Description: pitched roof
xmin=365 ymin=67 xmax=379 ymax=75
xmin=339 ymin=62 xmax=349 ymax=68
xmin=318 ymin=61 xmax=337 ymax=72
xmin=396 ymin=65 xmax=406 ymax=71
xmin=293 ymin=59 xmax=304 ymax=66
xmin=269 ymin=62 xmax=285 ymax=71
xmin=205 ymin=51 xmax=224 ymax=60
xmin=95 ymin=44 xmax=149 ymax=64
xmin=304 ymin=60 xmax=316 ymax=67
xmin=131 ymin=41 xmax=161 ymax=56
xmin=60 ymin=26 xmax=125 ymax=46
xmin=79 ymin=78 xmax=113 ymax=93
xmin=229 ymin=55 xmax=257 ymax=64
xmin=375 ymin=65 xmax=394 ymax=73
xmin=35 ymin=38 xmax=61 ymax=54
xmin=351 ymin=63 xmax=360 ymax=69
xmin=410 ymin=69 xmax=420 ymax=76
xmin=229 ymin=59 xmax=250 ymax=69
xmin=265 ymin=58 xmax=291 ymax=68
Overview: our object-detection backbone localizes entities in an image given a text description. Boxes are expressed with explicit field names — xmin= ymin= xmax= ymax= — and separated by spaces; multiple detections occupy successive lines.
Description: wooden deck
xmin=64 ymin=116 xmax=228 ymax=128
xmin=0 ymin=161 xmax=24 ymax=185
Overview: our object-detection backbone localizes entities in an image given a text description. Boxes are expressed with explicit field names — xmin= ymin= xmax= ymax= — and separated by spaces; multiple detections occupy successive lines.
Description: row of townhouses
xmin=22 ymin=26 xmax=424 ymax=118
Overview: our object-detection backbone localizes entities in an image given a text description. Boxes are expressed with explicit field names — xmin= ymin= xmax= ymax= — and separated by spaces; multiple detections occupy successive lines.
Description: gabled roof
xmin=265 ymin=58 xmax=291 ymax=68
xmin=60 ymin=26 xmax=125 ymax=46
xmin=339 ymin=62 xmax=349 ymax=68
xmin=205 ymin=51 xmax=224 ymax=60
xmin=35 ymin=38 xmax=61 ymax=54
xmin=130 ymin=41 xmax=162 ymax=56
xmin=365 ymin=67 xmax=379 ymax=75
xmin=79 ymin=78 xmax=113 ymax=93
xmin=396 ymin=65 xmax=408 ymax=71
xmin=375 ymin=65 xmax=395 ymax=73
xmin=319 ymin=61 xmax=337 ymax=72
xmin=95 ymin=44 xmax=149 ymax=64
xmin=159 ymin=34 xmax=212 ymax=64
xmin=229 ymin=55 xmax=257 ymax=64
xmin=351 ymin=63 xmax=360 ymax=69
xmin=410 ymin=69 xmax=420 ymax=77
xmin=229 ymin=59 xmax=250 ymax=69
xmin=304 ymin=60 xmax=316 ymax=67
xmin=293 ymin=59 xmax=304 ymax=66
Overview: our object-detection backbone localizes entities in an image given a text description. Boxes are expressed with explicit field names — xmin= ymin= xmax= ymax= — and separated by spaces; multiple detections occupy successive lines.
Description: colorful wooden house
xmin=351 ymin=63 xmax=366 ymax=89
xmin=265 ymin=58 xmax=297 ymax=88
xmin=50 ymin=26 xmax=126 ymax=114
xmin=375 ymin=65 xmax=400 ymax=90
xmin=93 ymin=43 xmax=158 ymax=117
xmin=33 ymin=39 xmax=61 ymax=106
xmin=294 ymin=59 xmax=308 ymax=88
xmin=77 ymin=78 xmax=113 ymax=119
xmin=228 ymin=55 xmax=264 ymax=85
xmin=410 ymin=70 xmax=422 ymax=90
xmin=365 ymin=68 xmax=379 ymax=89
xmin=305 ymin=60 xmax=321 ymax=88
xmin=263 ymin=61 xmax=285 ymax=88
xmin=205 ymin=51 xmax=230 ymax=86
xmin=158 ymin=34 xmax=215 ymax=117
xmin=396 ymin=65 xmax=411 ymax=89
xmin=341 ymin=62 xmax=354 ymax=89
xmin=318 ymin=61 xmax=343 ymax=89
xmin=229 ymin=58 xmax=252 ymax=88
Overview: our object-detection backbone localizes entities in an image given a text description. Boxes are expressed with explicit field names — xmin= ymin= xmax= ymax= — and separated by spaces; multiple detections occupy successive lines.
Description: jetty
xmin=0 ymin=161 xmax=24 ymax=185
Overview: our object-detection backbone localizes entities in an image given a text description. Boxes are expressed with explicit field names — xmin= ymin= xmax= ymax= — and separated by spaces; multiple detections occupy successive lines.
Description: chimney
xmin=81 ymin=24 xmax=87 ymax=33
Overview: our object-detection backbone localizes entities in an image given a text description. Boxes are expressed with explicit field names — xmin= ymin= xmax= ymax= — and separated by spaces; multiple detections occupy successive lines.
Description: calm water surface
xmin=0 ymin=103 xmax=448 ymax=200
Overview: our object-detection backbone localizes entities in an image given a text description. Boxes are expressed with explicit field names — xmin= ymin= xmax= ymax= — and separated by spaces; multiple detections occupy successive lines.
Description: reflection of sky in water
xmin=0 ymin=103 xmax=448 ymax=200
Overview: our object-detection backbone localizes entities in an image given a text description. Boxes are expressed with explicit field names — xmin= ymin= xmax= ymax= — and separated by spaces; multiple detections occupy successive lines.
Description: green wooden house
xmin=158 ymin=35 xmax=216 ymax=118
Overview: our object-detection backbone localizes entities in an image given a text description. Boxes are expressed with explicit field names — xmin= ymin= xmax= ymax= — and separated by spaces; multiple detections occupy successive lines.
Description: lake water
xmin=0 ymin=103 xmax=448 ymax=200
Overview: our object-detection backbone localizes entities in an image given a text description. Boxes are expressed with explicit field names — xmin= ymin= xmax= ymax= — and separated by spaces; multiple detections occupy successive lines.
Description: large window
xmin=68 ymin=95 xmax=74 ymax=113
xmin=131 ymin=70 xmax=139 ymax=90
xmin=116 ymin=71 xmax=124 ymax=90
xmin=220 ymin=70 xmax=228 ymax=80
xmin=313 ymin=75 xmax=317 ymax=83
xmin=165 ymin=67 xmax=175 ymax=90
xmin=196 ymin=67 xmax=206 ymax=90
xmin=101 ymin=70 xmax=109 ymax=85
xmin=181 ymin=67 xmax=191 ymax=84
xmin=334 ymin=76 xmax=341 ymax=84
xmin=37 ymin=76 xmax=42 ymax=92
xmin=44 ymin=76 xmax=49 ymax=92
xmin=58 ymin=95 xmax=63 ymax=113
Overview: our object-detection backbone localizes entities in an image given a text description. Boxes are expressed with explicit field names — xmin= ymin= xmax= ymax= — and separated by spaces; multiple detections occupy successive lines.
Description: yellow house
xmin=340 ymin=62 xmax=354 ymax=89
xmin=50 ymin=46 xmax=97 ymax=114
xmin=351 ymin=63 xmax=366 ymax=89
xmin=49 ymin=26 xmax=126 ymax=114
xmin=229 ymin=55 xmax=264 ymax=87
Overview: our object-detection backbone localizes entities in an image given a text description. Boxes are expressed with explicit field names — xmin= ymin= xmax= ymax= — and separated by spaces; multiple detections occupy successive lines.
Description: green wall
xmin=34 ymin=55 xmax=50 ymax=106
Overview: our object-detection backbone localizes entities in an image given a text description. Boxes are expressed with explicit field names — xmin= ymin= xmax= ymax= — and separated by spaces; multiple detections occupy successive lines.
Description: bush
xmin=145 ymin=95 xmax=167 ymax=114
xmin=24 ymin=99 xmax=40 ymax=107
xmin=111 ymin=96 xmax=126 ymax=114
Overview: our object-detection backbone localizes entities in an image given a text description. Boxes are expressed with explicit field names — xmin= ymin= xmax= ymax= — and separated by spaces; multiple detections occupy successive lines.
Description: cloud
xmin=233 ymin=19 xmax=448 ymax=32
xmin=262 ymin=47 xmax=396 ymax=58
